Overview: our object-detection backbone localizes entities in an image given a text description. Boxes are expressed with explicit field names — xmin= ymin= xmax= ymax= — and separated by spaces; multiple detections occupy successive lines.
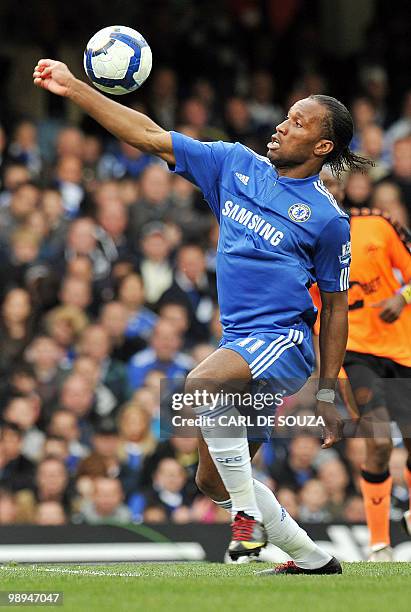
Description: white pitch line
xmin=1 ymin=566 xmax=142 ymax=578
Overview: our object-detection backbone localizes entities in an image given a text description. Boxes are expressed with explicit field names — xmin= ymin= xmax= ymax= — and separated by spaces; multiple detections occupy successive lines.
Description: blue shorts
xmin=219 ymin=328 xmax=315 ymax=440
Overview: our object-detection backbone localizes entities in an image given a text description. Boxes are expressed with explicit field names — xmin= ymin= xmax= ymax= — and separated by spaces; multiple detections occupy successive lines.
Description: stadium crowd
xmin=1 ymin=30 xmax=411 ymax=526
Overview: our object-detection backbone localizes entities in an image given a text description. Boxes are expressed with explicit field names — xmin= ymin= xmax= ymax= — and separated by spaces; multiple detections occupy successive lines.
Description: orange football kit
xmin=311 ymin=209 xmax=411 ymax=549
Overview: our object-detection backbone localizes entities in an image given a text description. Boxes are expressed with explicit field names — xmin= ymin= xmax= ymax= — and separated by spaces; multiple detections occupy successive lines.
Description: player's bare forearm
xmin=69 ymin=78 xmax=174 ymax=163
xmin=316 ymin=290 xmax=347 ymax=448
xmin=33 ymin=59 xmax=175 ymax=164
xmin=318 ymin=289 xmax=348 ymax=389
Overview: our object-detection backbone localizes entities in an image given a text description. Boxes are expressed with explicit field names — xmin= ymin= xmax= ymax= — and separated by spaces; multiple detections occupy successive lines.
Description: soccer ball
xmin=83 ymin=25 xmax=152 ymax=95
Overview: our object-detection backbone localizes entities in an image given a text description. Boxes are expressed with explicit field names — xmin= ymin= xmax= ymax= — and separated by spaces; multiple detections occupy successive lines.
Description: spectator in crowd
xmin=73 ymin=356 xmax=118 ymax=420
xmin=186 ymin=495 xmax=231 ymax=524
xmin=81 ymin=134 xmax=103 ymax=187
xmin=54 ymin=155 xmax=86 ymax=218
xmin=48 ymin=409 xmax=89 ymax=469
xmin=58 ymin=374 xmax=96 ymax=445
xmin=0 ymin=423 xmax=36 ymax=492
xmin=98 ymin=140 xmax=156 ymax=180
xmin=117 ymin=402 xmax=156 ymax=494
xmin=247 ymin=70 xmax=283 ymax=133
xmin=33 ymin=457 xmax=71 ymax=511
xmin=269 ymin=436 xmax=320 ymax=491
xmin=2 ymin=362 xmax=37 ymax=404
xmin=138 ymin=223 xmax=173 ymax=305
xmin=6 ymin=456 xmax=72 ymax=524
xmin=3 ymin=395 xmax=45 ymax=462
xmin=158 ymin=301 xmax=190 ymax=349
xmin=127 ymin=319 xmax=193 ymax=390
xmin=55 ymin=127 xmax=84 ymax=160
xmin=78 ymin=324 xmax=130 ymax=406
xmin=44 ymin=305 xmax=89 ymax=361
xmin=180 ymin=97 xmax=224 ymax=142
xmin=40 ymin=189 xmax=70 ymax=259
xmin=24 ymin=335 xmax=65 ymax=415
xmin=0 ymin=488 xmax=18 ymax=524
xmin=3 ymin=227 xmax=45 ymax=292
xmin=131 ymin=386 xmax=161 ymax=438
xmin=42 ymin=436 xmax=70 ymax=463
xmin=350 ymin=97 xmax=378 ymax=151
xmin=343 ymin=496 xmax=367 ymax=523
xmin=8 ymin=120 xmax=42 ymax=178
xmin=343 ymin=171 xmax=373 ymax=209
xmin=58 ymin=275 xmax=93 ymax=315
xmin=118 ymin=273 xmax=157 ymax=342
xmin=317 ymin=460 xmax=351 ymax=520
xmin=299 ymin=479 xmax=332 ymax=523
xmin=62 ymin=217 xmax=114 ymax=287
xmin=129 ymin=165 xmax=173 ymax=235
xmin=96 ymin=199 xmax=133 ymax=261
xmin=371 ymin=182 xmax=409 ymax=226
xmin=143 ymin=457 xmax=192 ymax=519
xmin=0 ymin=287 xmax=35 ymax=378
xmin=385 ymin=90 xmax=411 ymax=146
xmin=100 ymin=301 xmax=145 ymax=362
xmin=77 ymin=476 xmax=131 ymax=524
xmin=225 ymin=97 xmax=255 ymax=146
xmin=118 ymin=402 xmax=156 ymax=456
xmin=139 ymin=436 xmax=198 ymax=498
xmin=0 ymin=163 xmax=31 ymax=208
xmin=0 ymin=182 xmax=40 ymax=252
xmin=160 ymin=243 xmax=216 ymax=343
xmin=360 ymin=65 xmax=389 ymax=127
xmin=35 ymin=500 xmax=67 ymax=525
xmin=148 ymin=68 xmax=178 ymax=131
xmin=357 ymin=124 xmax=390 ymax=181
xmin=383 ymin=136 xmax=411 ymax=215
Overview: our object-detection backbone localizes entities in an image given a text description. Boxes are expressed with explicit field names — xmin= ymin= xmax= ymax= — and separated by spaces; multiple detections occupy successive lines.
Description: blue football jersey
xmin=169 ymin=132 xmax=351 ymax=341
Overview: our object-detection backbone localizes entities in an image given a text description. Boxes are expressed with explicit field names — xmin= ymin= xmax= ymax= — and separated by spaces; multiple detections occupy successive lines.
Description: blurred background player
xmin=313 ymin=168 xmax=411 ymax=561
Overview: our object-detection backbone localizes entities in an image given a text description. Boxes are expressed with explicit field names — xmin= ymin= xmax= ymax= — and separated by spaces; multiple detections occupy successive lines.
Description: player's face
xmin=267 ymin=99 xmax=330 ymax=169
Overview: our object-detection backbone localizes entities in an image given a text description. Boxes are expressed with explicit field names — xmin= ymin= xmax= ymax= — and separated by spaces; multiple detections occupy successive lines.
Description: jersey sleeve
xmin=313 ymin=216 xmax=351 ymax=292
xmin=168 ymin=131 xmax=234 ymax=217
xmin=385 ymin=220 xmax=411 ymax=283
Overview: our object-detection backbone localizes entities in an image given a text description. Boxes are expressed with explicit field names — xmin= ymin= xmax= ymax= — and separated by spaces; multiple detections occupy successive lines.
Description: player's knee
xmin=185 ymin=365 xmax=219 ymax=397
xmin=366 ymin=438 xmax=393 ymax=469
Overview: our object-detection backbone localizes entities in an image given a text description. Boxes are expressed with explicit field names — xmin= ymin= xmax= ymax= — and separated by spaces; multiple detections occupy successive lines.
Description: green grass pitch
xmin=1 ymin=562 xmax=410 ymax=612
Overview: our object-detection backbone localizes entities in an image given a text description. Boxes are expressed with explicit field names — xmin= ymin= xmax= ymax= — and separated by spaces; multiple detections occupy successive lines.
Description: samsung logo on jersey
xmin=222 ymin=200 xmax=284 ymax=247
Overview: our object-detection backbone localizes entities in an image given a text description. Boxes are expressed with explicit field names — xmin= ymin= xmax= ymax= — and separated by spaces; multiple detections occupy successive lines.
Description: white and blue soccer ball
xmin=83 ymin=26 xmax=152 ymax=95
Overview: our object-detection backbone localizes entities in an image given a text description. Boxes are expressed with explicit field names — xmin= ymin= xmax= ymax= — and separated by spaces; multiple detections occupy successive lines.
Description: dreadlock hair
xmin=309 ymin=94 xmax=374 ymax=178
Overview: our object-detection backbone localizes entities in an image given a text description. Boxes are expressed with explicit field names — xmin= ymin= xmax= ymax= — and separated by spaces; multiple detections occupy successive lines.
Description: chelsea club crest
xmin=288 ymin=203 xmax=311 ymax=223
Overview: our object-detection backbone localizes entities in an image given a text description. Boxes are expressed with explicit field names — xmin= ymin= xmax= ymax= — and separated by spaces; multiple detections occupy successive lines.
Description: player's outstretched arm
xmin=33 ymin=59 xmax=175 ymax=165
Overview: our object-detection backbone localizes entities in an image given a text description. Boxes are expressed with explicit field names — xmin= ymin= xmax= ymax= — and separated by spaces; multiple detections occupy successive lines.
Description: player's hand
xmin=33 ymin=59 xmax=74 ymax=97
xmin=371 ymin=294 xmax=406 ymax=323
xmin=316 ymin=400 xmax=344 ymax=448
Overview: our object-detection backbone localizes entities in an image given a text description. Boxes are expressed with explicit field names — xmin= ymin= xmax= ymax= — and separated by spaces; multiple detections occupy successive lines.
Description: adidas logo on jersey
xmin=235 ymin=172 xmax=250 ymax=185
